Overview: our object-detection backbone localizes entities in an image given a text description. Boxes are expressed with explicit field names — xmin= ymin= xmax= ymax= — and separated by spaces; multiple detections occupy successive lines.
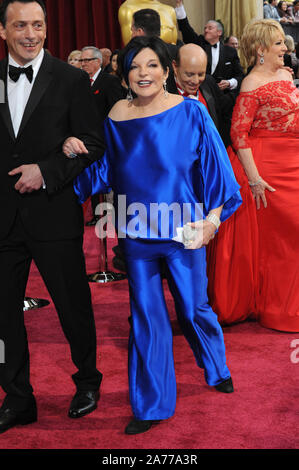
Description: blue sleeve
xmin=73 ymin=152 xmax=112 ymax=204
xmin=195 ymin=103 xmax=242 ymax=222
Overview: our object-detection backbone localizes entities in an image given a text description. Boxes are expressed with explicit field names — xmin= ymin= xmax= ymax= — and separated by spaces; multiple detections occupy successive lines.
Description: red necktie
xmin=175 ymin=81 xmax=197 ymax=97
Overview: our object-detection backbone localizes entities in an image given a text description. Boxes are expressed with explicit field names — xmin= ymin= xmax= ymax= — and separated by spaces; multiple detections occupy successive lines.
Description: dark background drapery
xmin=0 ymin=0 xmax=124 ymax=61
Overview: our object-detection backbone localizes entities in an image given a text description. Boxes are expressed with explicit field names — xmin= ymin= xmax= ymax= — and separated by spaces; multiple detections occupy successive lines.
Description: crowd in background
xmin=67 ymin=1 xmax=299 ymax=94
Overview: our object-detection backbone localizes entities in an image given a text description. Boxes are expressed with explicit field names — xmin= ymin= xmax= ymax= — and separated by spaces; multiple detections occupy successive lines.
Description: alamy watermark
xmin=0 ymin=339 xmax=4 ymax=364
xmin=290 ymin=339 xmax=299 ymax=364
xmin=93 ymin=195 xmax=204 ymax=241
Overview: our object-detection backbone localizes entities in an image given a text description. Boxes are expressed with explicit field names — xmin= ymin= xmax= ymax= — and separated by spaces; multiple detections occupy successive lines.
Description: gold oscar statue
xmin=119 ymin=0 xmax=178 ymax=45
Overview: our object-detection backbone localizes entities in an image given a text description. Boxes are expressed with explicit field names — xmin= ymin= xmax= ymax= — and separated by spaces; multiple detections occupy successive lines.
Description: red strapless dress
xmin=207 ymin=80 xmax=299 ymax=331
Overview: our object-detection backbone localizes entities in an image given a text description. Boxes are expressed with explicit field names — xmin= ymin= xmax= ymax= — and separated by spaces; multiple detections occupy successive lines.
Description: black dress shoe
xmin=125 ymin=419 xmax=160 ymax=435
xmin=214 ymin=377 xmax=234 ymax=393
xmin=85 ymin=216 xmax=100 ymax=227
xmin=68 ymin=390 xmax=100 ymax=419
xmin=0 ymin=405 xmax=37 ymax=434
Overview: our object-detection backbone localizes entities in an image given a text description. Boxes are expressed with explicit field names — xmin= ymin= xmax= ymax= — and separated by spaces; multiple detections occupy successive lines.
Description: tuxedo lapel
xmin=213 ymin=44 xmax=225 ymax=78
xmin=206 ymin=44 xmax=212 ymax=75
xmin=17 ymin=52 xmax=53 ymax=138
xmin=91 ymin=69 xmax=103 ymax=90
xmin=0 ymin=58 xmax=15 ymax=141
xmin=200 ymin=81 xmax=218 ymax=127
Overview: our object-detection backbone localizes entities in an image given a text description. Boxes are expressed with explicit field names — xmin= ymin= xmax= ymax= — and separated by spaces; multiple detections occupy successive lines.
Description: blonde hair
xmin=285 ymin=35 xmax=295 ymax=53
xmin=241 ymin=19 xmax=285 ymax=67
xmin=67 ymin=50 xmax=81 ymax=63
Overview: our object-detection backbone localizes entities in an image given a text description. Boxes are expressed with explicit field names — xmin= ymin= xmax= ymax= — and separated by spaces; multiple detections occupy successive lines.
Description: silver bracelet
xmin=248 ymin=177 xmax=262 ymax=187
xmin=206 ymin=213 xmax=221 ymax=230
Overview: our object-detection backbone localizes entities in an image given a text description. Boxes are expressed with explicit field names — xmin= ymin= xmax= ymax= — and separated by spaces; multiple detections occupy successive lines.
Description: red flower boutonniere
xmin=94 ymin=90 xmax=100 ymax=95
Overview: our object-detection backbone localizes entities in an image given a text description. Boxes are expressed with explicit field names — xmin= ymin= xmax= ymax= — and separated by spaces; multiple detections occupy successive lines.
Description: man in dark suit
xmin=175 ymin=1 xmax=244 ymax=96
xmin=0 ymin=0 xmax=104 ymax=434
xmin=80 ymin=46 xmax=125 ymax=226
xmin=168 ymin=43 xmax=235 ymax=147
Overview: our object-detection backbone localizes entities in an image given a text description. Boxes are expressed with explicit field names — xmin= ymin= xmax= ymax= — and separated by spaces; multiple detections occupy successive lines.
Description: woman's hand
xmin=185 ymin=220 xmax=217 ymax=250
xmin=63 ymin=137 xmax=88 ymax=158
xmin=250 ymin=178 xmax=276 ymax=209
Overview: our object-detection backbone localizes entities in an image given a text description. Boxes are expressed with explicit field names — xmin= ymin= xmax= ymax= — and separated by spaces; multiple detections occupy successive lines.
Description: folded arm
xmin=37 ymin=71 xmax=106 ymax=195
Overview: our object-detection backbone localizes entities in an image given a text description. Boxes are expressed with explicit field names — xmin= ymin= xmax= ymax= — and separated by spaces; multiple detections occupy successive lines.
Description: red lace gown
xmin=207 ymin=80 xmax=299 ymax=331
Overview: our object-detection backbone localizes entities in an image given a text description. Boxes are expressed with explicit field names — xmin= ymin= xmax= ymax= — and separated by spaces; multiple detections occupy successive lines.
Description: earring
xmin=163 ymin=80 xmax=168 ymax=98
xmin=260 ymin=53 xmax=264 ymax=65
xmin=126 ymin=87 xmax=133 ymax=102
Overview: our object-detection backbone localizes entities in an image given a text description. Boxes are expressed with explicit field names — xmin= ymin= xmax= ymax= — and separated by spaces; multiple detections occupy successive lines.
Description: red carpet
xmin=1 ymin=205 xmax=299 ymax=451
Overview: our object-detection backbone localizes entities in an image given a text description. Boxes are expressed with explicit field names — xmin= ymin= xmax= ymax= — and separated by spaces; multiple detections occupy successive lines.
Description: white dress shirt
xmin=8 ymin=49 xmax=46 ymax=188
xmin=211 ymin=42 xmax=220 ymax=75
xmin=7 ymin=48 xmax=44 ymax=137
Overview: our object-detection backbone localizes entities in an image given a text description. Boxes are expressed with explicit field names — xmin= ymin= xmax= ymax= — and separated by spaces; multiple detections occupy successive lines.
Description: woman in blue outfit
xmin=63 ymin=36 xmax=242 ymax=435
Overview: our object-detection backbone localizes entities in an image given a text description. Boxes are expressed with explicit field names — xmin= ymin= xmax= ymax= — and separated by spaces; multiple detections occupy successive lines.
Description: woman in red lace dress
xmin=207 ymin=19 xmax=299 ymax=331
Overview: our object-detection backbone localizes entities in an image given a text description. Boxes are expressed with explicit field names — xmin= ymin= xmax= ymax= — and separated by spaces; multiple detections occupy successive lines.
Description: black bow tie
xmin=204 ymin=39 xmax=218 ymax=49
xmin=9 ymin=64 xmax=33 ymax=83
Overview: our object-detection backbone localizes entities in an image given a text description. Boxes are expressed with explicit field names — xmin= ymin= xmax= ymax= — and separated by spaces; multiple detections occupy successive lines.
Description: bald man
xmin=100 ymin=48 xmax=112 ymax=68
xmin=168 ymin=44 xmax=235 ymax=147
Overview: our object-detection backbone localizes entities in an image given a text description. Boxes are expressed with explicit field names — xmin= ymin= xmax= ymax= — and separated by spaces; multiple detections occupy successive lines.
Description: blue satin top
xmin=74 ymin=98 xmax=242 ymax=240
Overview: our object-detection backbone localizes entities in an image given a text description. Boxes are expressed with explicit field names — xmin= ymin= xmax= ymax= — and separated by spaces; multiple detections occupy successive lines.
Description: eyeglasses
xmin=79 ymin=58 xmax=99 ymax=63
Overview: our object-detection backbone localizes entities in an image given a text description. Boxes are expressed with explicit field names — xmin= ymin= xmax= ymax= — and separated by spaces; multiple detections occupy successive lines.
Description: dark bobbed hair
xmin=118 ymin=36 xmax=171 ymax=87
xmin=132 ymin=8 xmax=161 ymax=37
xmin=277 ymin=1 xmax=286 ymax=8
xmin=0 ymin=0 xmax=47 ymax=26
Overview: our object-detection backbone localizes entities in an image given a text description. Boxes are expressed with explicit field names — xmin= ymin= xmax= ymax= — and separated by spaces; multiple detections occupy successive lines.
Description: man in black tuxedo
xmin=0 ymin=0 xmax=104 ymax=434
xmin=168 ymin=43 xmax=235 ymax=147
xmin=80 ymin=46 xmax=125 ymax=226
xmin=175 ymin=1 xmax=244 ymax=96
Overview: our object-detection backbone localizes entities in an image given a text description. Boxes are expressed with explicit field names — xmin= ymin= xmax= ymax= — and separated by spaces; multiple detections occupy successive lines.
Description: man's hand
xmin=63 ymin=137 xmax=88 ymax=158
xmin=8 ymin=164 xmax=44 ymax=194
xmin=218 ymin=80 xmax=230 ymax=91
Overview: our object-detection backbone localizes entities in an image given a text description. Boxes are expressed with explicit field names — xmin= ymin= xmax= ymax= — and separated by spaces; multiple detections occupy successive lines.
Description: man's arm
xmin=263 ymin=4 xmax=272 ymax=19
xmin=175 ymin=0 xmax=205 ymax=46
xmin=38 ymin=71 xmax=105 ymax=195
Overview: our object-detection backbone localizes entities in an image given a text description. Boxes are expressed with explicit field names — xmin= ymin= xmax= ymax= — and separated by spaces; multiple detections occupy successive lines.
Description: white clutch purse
xmin=172 ymin=223 xmax=202 ymax=248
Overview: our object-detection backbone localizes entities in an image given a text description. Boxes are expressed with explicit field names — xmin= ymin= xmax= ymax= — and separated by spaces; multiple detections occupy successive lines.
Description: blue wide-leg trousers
xmin=121 ymin=239 xmax=230 ymax=420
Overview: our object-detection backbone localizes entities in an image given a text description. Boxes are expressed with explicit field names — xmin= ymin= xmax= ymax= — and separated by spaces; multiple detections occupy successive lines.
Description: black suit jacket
xmin=91 ymin=70 xmax=127 ymax=123
xmin=168 ymin=74 xmax=234 ymax=147
xmin=177 ymin=18 xmax=244 ymax=91
xmin=0 ymin=51 xmax=105 ymax=241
